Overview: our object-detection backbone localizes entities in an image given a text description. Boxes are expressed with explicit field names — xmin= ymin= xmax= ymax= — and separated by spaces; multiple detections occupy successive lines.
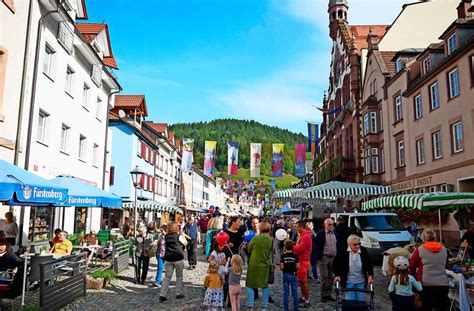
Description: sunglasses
xmin=352 ymin=243 xmax=361 ymax=246
xmin=327 ymin=223 xmax=334 ymax=226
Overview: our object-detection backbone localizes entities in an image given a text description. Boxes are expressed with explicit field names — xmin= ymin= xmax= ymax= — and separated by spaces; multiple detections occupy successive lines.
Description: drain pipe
xmin=13 ymin=0 xmax=35 ymax=166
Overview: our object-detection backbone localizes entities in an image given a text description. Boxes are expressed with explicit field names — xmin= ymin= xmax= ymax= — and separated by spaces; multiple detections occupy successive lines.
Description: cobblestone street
xmin=57 ymin=246 xmax=391 ymax=311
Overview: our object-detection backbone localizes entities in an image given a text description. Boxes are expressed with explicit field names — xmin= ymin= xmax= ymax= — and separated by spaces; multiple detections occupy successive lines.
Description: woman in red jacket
xmin=293 ymin=220 xmax=313 ymax=308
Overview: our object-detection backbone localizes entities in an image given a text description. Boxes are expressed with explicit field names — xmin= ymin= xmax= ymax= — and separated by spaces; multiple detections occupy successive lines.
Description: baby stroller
xmin=335 ymin=280 xmax=375 ymax=311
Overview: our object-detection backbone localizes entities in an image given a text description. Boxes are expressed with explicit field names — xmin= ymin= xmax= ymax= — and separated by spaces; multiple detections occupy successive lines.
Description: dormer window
xmin=395 ymin=58 xmax=403 ymax=73
xmin=447 ymin=33 xmax=457 ymax=55
xmin=422 ymin=57 xmax=431 ymax=76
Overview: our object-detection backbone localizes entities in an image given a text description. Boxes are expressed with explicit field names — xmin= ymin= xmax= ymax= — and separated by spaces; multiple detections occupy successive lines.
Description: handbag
xmin=179 ymin=234 xmax=188 ymax=247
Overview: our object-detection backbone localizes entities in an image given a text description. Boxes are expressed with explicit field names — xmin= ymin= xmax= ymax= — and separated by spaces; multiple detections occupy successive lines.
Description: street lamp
xmin=130 ymin=165 xmax=144 ymax=238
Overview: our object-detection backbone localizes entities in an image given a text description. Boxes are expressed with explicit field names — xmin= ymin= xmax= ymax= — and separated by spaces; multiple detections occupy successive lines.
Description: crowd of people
xmin=132 ymin=211 xmax=454 ymax=311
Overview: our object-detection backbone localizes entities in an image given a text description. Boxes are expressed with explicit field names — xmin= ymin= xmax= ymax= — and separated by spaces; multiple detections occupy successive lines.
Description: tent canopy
xmin=123 ymin=200 xmax=183 ymax=214
xmin=50 ymin=175 xmax=122 ymax=207
xmin=272 ymin=189 xmax=301 ymax=201
xmin=0 ymin=159 xmax=68 ymax=205
xmin=294 ymin=181 xmax=390 ymax=203
xmin=362 ymin=192 xmax=474 ymax=211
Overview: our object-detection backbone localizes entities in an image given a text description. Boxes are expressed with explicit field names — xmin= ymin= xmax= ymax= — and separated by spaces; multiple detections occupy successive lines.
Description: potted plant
xmin=90 ymin=269 xmax=117 ymax=288
xmin=87 ymin=273 xmax=104 ymax=290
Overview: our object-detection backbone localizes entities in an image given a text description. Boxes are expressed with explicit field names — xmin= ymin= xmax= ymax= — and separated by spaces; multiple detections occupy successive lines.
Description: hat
xmin=393 ymin=256 xmax=409 ymax=270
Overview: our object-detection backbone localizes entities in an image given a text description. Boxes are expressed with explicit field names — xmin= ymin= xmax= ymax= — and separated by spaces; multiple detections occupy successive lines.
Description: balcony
xmin=317 ymin=156 xmax=357 ymax=183
xmin=91 ymin=64 xmax=102 ymax=87
xmin=57 ymin=22 xmax=74 ymax=54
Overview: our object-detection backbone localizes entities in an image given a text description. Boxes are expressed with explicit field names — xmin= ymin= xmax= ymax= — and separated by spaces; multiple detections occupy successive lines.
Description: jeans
xmin=421 ymin=286 xmax=449 ymax=311
xmin=155 ymin=257 xmax=164 ymax=285
xmin=135 ymin=255 xmax=150 ymax=282
xmin=283 ymin=273 xmax=298 ymax=311
xmin=229 ymin=284 xmax=241 ymax=311
xmin=247 ymin=287 xmax=269 ymax=308
xmin=345 ymin=281 xmax=366 ymax=301
xmin=310 ymin=256 xmax=318 ymax=279
xmin=187 ymin=240 xmax=197 ymax=266
xmin=160 ymin=260 xmax=184 ymax=297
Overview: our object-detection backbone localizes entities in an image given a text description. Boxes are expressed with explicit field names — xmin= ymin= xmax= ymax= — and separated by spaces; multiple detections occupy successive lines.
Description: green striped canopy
xmin=294 ymin=181 xmax=390 ymax=203
xmin=272 ymin=189 xmax=301 ymax=202
xmin=122 ymin=200 xmax=183 ymax=214
xmin=362 ymin=192 xmax=474 ymax=211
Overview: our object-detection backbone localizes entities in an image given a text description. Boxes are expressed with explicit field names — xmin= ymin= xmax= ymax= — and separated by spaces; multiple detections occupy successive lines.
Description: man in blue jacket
xmin=315 ymin=218 xmax=339 ymax=302
xmin=183 ymin=216 xmax=198 ymax=269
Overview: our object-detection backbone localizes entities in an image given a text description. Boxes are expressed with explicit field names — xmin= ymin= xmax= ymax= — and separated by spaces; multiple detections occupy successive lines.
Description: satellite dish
xmin=118 ymin=109 xmax=126 ymax=118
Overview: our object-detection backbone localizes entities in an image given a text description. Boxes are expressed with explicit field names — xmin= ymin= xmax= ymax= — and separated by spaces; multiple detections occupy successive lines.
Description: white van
xmin=330 ymin=212 xmax=412 ymax=256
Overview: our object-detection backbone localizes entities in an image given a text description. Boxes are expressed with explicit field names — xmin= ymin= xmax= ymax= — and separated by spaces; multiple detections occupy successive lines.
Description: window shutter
xmin=140 ymin=174 xmax=144 ymax=188
xmin=141 ymin=142 xmax=146 ymax=158
xmin=109 ymin=166 xmax=115 ymax=186
xmin=152 ymin=177 xmax=156 ymax=193
xmin=152 ymin=151 xmax=156 ymax=165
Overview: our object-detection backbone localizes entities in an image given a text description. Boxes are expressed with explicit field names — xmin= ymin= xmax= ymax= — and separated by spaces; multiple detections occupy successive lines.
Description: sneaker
xmin=152 ymin=282 xmax=161 ymax=288
xmin=302 ymin=302 xmax=311 ymax=308
xmin=159 ymin=296 xmax=167 ymax=303
xmin=268 ymin=296 xmax=274 ymax=303
xmin=176 ymin=294 xmax=185 ymax=299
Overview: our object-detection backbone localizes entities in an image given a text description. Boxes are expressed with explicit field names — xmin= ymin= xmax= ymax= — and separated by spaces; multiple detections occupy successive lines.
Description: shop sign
xmin=391 ymin=176 xmax=433 ymax=192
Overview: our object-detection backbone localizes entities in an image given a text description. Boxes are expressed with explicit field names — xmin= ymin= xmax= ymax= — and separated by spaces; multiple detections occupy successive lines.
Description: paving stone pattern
xmin=5 ymin=246 xmax=392 ymax=310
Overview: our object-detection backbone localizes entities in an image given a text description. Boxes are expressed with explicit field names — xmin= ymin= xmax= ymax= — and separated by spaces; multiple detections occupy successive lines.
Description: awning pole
xmin=438 ymin=209 xmax=443 ymax=244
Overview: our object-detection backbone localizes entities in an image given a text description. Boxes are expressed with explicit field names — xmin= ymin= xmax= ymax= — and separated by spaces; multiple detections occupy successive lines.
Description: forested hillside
xmin=170 ymin=119 xmax=308 ymax=177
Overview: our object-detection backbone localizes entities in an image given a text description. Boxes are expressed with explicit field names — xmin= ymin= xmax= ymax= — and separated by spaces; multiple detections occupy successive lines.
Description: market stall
xmin=122 ymin=200 xmax=183 ymax=227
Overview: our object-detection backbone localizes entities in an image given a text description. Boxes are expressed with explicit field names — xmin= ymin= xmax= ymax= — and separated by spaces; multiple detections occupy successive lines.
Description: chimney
xmin=457 ymin=0 xmax=472 ymax=19
xmin=367 ymin=28 xmax=379 ymax=51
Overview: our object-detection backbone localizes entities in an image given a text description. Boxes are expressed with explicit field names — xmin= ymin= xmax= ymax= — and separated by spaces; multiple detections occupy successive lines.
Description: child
xmin=388 ymin=256 xmax=422 ymax=311
xmin=153 ymin=224 xmax=167 ymax=288
xmin=204 ymin=260 xmax=225 ymax=311
xmin=226 ymin=254 xmax=244 ymax=311
xmin=280 ymin=239 xmax=299 ymax=311
xmin=209 ymin=242 xmax=227 ymax=275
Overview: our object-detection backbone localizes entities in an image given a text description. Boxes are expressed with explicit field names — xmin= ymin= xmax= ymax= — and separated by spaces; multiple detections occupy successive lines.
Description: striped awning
xmin=272 ymin=189 xmax=301 ymax=201
xmin=122 ymin=200 xmax=183 ymax=214
xmin=362 ymin=192 xmax=474 ymax=211
xmin=294 ymin=181 xmax=390 ymax=203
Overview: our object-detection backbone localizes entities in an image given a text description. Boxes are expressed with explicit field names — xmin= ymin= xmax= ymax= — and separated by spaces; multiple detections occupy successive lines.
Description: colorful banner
xmin=227 ymin=142 xmax=239 ymax=175
xmin=203 ymin=141 xmax=217 ymax=177
xmin=250 ymin=143 xmax=262 ymax=178
xmin=295 ymin=143 xmax=307 ymax=178
xmin=272 ymin=144 xmax=284 ymax=178
xmin=181 ymin=138 xmax=194 ymax=172
xmin=307 ymin=123 xmax=319 ymax=154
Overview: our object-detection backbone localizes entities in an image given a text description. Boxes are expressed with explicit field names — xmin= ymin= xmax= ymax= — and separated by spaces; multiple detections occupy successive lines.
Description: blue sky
xmin=86 ymin=0 xmax=412 ymax=134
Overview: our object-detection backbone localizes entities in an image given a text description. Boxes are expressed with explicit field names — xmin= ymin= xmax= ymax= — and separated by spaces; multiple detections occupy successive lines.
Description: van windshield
xmin=354 ymin=216 xmax=405 ymax=231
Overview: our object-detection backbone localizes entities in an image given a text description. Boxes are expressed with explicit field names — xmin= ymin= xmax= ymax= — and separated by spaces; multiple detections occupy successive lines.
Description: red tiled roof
xmin=104 ymin=57 xmax=118 ymax=69
xmin=349 ymin=24 xmax=390 ymax=51
xmin=168 ymin=131 xmax=175 ymax=142
xmin=109 ymin=111 xmax=120 ymax=121
xmin=146 ymin=122 xmax=168 ymax=134
xmin=380 ymin=51 xmax=397 ymax=77
xmin=76 ymin=23 xmax=119 ymax=70
xmin=115 ymin=95 xmax=147 ymax=116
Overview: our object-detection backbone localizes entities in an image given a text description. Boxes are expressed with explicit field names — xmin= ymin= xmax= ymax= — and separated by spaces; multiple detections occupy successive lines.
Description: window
xmin=395 ymin=96 xmax=403 ymax=122
xmin=429 ymin=82 xmax=440 ymax=110
xmin=422 ymin=57 xmax=431 ymax=75
xmin=371 ymin=148 xmax=379 ymax=173
xmin=159 ymin=155 xmax=164 ymax=170
xmin=395 ymin=58 xmax=403 ymax=73
xmin=65 ymin=66 xmax=74 ymax=95
xmin=37 ymin=110 xmax=49 ymax=143
xmin=91 ymin=64 xmax=101 ymax=87
xmin=43 ymin=44 xmax=55 ymax=77
xmin=96 ymin=97 xmax=102 ymax=119
xmin=447 ymin=33 xmax=457 ymax=55
xmin=429 ymin=186 xmax=437 ymax=193
xmin=369 ymin=112 xmax=377 ymax=133
xmin=448 ymin=68 xmax=460 ymax=99
xmin=364 ymin=149 xmax=370 ymax=174
xmin=452 ymin=121 xmax=463 ymax=153
xmin=381 ymin=148 xmax=385 ymax=172
xmin=363 ymin=114 xmax=369 ymax=135
xmin=57 ymin=22 xmax=74 ymax=53
xmin=432 ymin=131 xmax=442 ymax=159
xmin=416 ymin=139 xmax=425 ymax=165
xmin=136 ymin=139 xmax=141 ymax=156
xmin=79 ymin=135 xmax=87 ymax=161
xmin=93 ymin=143 xmax=99 ymax=166
xmin=414 ymin=94 xmax=423 ymax=120
xmin=60 ymin=123 xmax=70 ymax=153
xmin=82 ymin=84 xmax=90 ymax=109
xmin=370 ymin=79 xmax=377 ymax=96
xmin=397 ymin=140 xmax=405 ymax=167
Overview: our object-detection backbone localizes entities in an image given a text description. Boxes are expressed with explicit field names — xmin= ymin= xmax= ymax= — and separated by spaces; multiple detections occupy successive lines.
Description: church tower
xmin=328 ymin=0 xmax=349 ymax=40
